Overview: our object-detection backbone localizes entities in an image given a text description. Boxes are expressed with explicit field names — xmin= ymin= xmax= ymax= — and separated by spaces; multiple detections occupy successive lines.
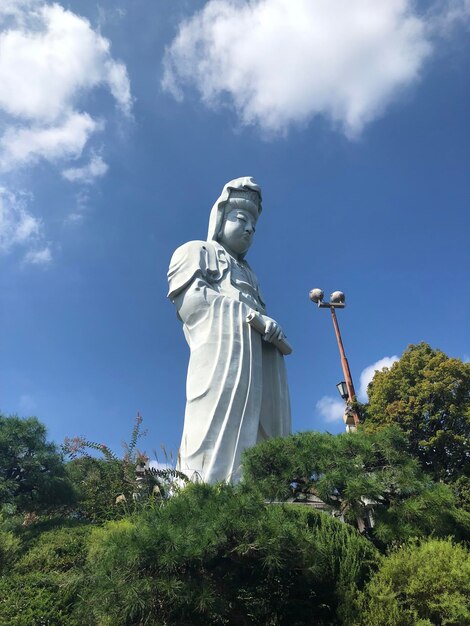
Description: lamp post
xmin=309 ymin=289 xmax=360 ymax=432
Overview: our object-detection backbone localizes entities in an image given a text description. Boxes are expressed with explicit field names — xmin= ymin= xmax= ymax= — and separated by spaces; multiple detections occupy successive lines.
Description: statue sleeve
xmin=168 ymin=240 xmax=252 ymax=327
xmin=167 ymin=240 xmax=222 ymax=300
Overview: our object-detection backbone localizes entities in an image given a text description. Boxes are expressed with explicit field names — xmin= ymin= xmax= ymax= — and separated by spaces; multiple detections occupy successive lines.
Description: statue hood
xmin=207 ymin=177 xmax=262 ymax=243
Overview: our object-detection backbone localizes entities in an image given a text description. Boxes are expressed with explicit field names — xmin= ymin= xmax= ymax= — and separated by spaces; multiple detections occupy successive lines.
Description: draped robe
xmin=168 ymin=239 xmax=291 ymax=483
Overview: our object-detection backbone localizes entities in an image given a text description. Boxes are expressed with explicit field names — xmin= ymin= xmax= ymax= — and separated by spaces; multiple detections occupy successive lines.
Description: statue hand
xmin=263 ymin=317 xmax=284 ymax=343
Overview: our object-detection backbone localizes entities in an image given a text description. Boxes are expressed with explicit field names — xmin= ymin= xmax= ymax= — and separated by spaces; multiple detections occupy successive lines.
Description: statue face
xmin=219 ymin=199 xmax=258 ymax=257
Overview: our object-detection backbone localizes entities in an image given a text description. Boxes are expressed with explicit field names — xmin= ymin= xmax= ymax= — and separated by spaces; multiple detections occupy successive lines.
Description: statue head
xmin=207 ymin=177 xmax=262 ymax=259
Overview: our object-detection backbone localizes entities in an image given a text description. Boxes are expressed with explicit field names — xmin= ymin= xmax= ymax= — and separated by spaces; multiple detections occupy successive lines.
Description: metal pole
xmin=330 ymin=307 xmax=360 ymax=427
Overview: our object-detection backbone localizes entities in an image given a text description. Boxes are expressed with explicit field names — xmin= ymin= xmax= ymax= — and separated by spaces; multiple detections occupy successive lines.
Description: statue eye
xmin=236 ymin=213 xmax=247 ymax=222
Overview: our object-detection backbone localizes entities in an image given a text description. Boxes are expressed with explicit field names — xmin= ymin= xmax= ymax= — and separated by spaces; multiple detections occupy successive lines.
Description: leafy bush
xmin=0 ymin=521 xmax=91 ymax=626
xmin=356 ymin=538 xmax=470 ymax=625
xmin=0 ymin=528 xmax=20 ymax=573
xmin=63 ymin=413 xmax=187 ymax=521
xmin=82 ymin=483 xmax=378 ymax=625
xmin=65 ymin=456 xmax=133 ymax=521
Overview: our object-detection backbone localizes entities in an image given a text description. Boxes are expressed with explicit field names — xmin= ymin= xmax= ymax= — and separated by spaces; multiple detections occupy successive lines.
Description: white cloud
xmin=359 ymin=355 xmax=399 ymax=401
xmin=0 ymin=187 xmax=40 ymax=252
xmin=0 ymin=1 xmax=132 ymax=263
xmin=316 ymin=395 xmax=345 ymax=423
xmin=432 ymin=0 xmax=470 ymax=33
xmin=0 ymin=2 xmax=131 ymax=122
xmin=0 ymin=1 xmax=37 ymax=19
xmin=104 ymin=59 xmax=133 ymax=117
xmin=0 ymin=186 xmax=51 ymax=263
xmin=163 ymin=0 xmax=462 ymax=136
xmin=0 ymin=1 xmax=132 ymax=170
xmin=62 ymin=153 xmax=109 ymax=184
xmin=65 ymin=212 xmax=85 ymax=224
xmin=149 ymin=460 xmax=173 ymax=471
xmin=0 ymin=113 xmax=101 ymax=170
xmin=23 ymin=245 xmax=52 ymax=265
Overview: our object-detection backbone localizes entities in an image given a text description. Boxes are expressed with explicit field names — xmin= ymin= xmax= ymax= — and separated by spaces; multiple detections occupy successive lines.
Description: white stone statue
xmin=168 ymin=177 xmax=291 ymax=483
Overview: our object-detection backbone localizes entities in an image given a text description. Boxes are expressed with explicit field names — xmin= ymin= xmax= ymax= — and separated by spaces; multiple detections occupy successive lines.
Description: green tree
xmin=82 ymin=483 xmax=378 ymax=625
xmin=364 ymin=343 xmax=470 ymax=483
xmin=356 ymin=538 xmax=470 ymax=625
xmin=0 ymin=415 xmax=75 ymax=515
xmin=242 ymin=427 xmax=470 ymax=547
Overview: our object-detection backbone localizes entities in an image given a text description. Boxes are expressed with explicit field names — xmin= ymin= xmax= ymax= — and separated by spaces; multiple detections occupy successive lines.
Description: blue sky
xmin=1 ymin=0 xmax=469 ymax=460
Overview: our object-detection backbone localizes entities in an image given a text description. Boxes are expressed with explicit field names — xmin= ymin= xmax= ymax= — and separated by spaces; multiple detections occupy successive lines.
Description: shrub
xmin=63 ymin=413 xmax=188 ymax=521
xmin=356 ymin=538 xmax=470 ymax=625
xmin=0 ymin=521 xmax=91 ymax=626
xmin=65 ymin=456 xmax=132 ymax=521
xmin=0 ymin=528 xmax=20 ymax=573
xmin=82 ymin=483 xmax=378 ymax=625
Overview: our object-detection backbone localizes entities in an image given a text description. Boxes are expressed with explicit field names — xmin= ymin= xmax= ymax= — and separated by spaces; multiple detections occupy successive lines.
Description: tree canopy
xmin=364 ymin=342 xmax=470 ymax=483
xmin=0 ymin=414 xmax=74 ymax=514
xmin=242 ymin=426 xmax=470 ymax=547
